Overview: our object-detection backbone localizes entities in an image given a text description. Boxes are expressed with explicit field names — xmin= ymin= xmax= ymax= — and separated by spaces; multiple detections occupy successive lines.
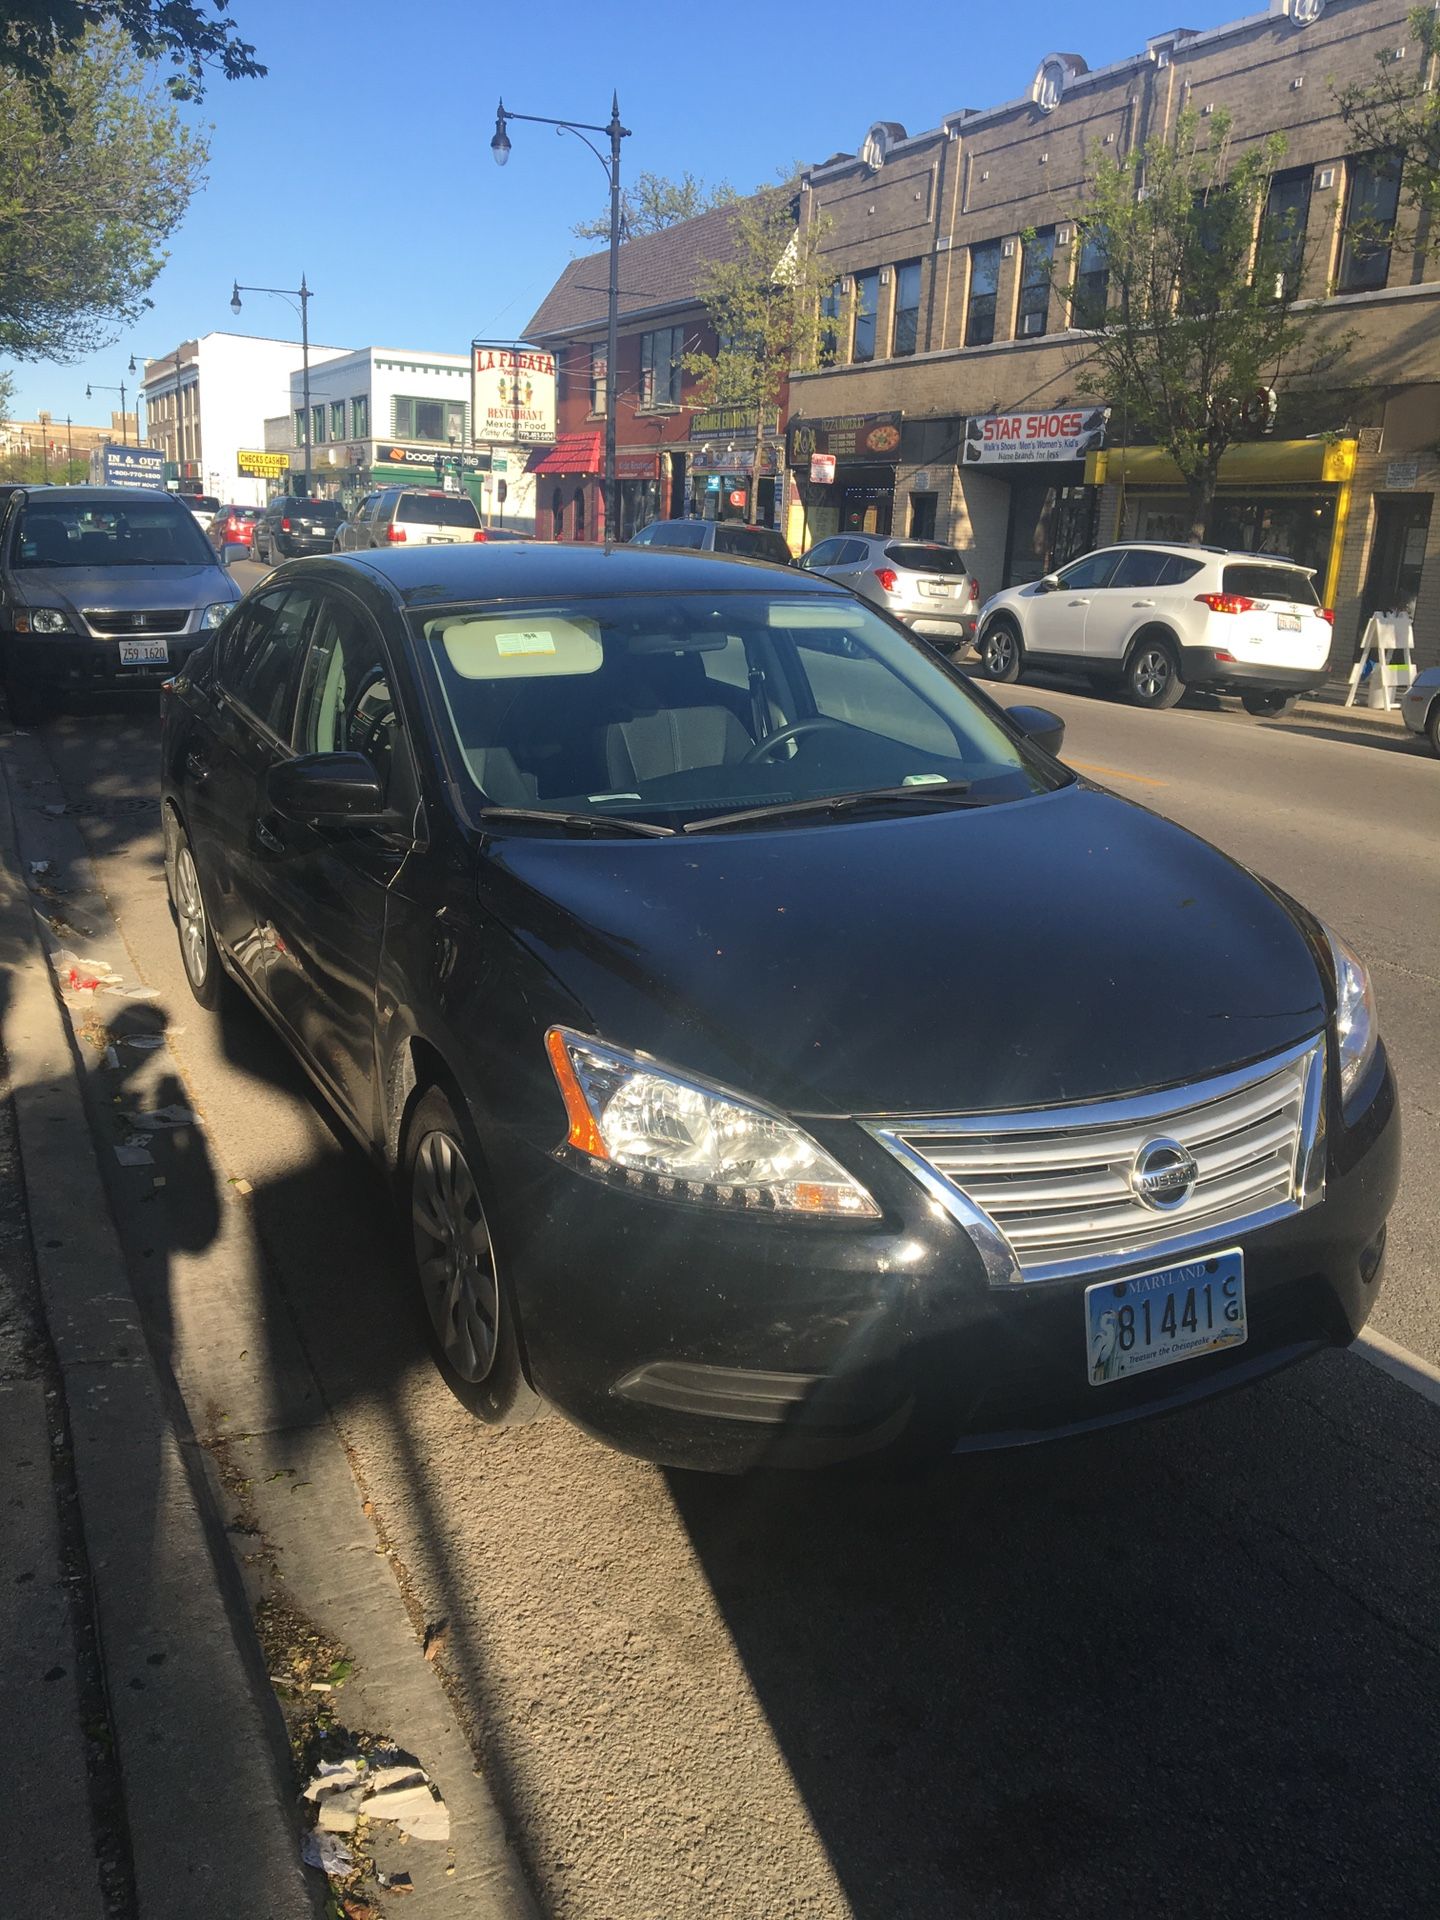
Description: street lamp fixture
xmin=228 ymin=274 xmax=314 ymax=492
xmin=86 ymin=379 xmax=131 ymax=447
xmin=491 ymin=93 xmax=630 ymax=540
xmin=128 ymin=349 xmax=185 ymax=465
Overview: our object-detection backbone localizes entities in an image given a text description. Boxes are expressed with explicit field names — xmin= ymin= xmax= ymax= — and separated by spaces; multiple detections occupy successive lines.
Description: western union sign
xmin=237 ymin=449 xmax=289 ymax=478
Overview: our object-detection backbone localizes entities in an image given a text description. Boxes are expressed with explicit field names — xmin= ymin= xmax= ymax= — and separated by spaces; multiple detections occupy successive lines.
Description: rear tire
xmin=403 ymin=1085 xmax=544 ymax=1427
xmin=1241 ymin=691 xmax=1298 ymax=717
xmin=978 ymin=618 xmax=1023 ymax=683
xmin=1126 ymin=636 xmax=1185 ymax=710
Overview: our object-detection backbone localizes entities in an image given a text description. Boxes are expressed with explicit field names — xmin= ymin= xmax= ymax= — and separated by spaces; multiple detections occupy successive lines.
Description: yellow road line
xmin=1068 ymin=758 xmax=1169 ymax=788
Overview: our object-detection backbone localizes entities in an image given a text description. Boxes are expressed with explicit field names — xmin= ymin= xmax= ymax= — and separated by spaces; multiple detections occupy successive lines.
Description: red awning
xmin=527 ymin=432 xmax=602 ymax=476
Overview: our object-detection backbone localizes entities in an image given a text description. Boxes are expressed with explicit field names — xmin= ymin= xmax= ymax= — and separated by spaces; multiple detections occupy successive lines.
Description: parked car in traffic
xmin=333 ymin=492 xmax=384 ymax=552
xmin=629 ymin=519 xmax=793 ymax=565
xmin=177 ymin=493 xmax=222 ymax=530
xmin=159 ymin=544 xmax=1397 ymax=1471
xmin=800 ymin=534 xmax=980 ymax=651
xmin=207 ymin=504 xmax=262 ymax=558
xmin=974 ymin=542 xmax=1335 ymax=712
xmin=337 ymin=487 xmax=487 ymax=550
xmin=1400 ymin=664 xmax=1440 ymax=756
xmin=1 ymin=485 xmax=239 ymax=723
xmin=252 ymin=496 xmax=346 ymax=564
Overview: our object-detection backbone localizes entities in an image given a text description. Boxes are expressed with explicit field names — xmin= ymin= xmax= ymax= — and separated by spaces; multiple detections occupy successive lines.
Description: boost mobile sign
xmin=472 ymin=345 xmax=556 ymax=447
xmin=964 ymin=408 xmax=1108 ymax=465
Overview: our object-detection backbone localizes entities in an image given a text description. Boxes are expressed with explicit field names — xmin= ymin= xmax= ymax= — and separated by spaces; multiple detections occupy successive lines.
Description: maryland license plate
xmin=117 ymin=638 xmax=170 ymax=666
xmin=1085 ymin=1250 xmax=1246 ymax=1385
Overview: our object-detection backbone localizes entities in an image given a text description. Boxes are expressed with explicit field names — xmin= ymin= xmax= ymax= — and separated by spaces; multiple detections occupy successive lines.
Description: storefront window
xmin=1338 ymin=152 xmax=1402 ymax=294
xmin=853 ymin=272 xmax=879 ymax=363
xmin=966 ymin=242 xmax=1001 ymax=347
xmin=1124 ymin=489 xmax=1336 ymax=578
xmin=892 ymin=261 xmax=922 ymax=357
xmin=619 ymin=478 xmax=657 ymax=541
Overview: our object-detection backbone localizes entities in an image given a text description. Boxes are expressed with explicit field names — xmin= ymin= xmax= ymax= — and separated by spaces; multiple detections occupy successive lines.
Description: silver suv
xmin=338 ymin=487 xmax=485 ymax=550
xmin=799 ymin=535 xmax=980 ymax=652
xmin=975 ymin=542 xmax=1335 ymax=713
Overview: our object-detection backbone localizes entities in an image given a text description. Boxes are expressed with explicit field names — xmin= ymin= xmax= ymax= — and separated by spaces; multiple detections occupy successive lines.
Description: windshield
xmin=12 ymin=497 xmax=217 ymax=568
xmin=713 ymin=525 xmax=790 ymax=561
xmin=414 ymin=590 xmax=1062 ymax=833
xmin=290 ymin=499 xmax=343 ymax=522
xmin=399 ymin=495 xmax=482 ymax=528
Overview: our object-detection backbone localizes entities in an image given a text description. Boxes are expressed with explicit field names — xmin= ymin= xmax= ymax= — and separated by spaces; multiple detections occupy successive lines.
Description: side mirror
xmin=1037 ymin=572 xmax=1061 ymax=593
xmin=266 ymin=752 xmax=386 ymax=821
xmin=1007 ymin=704 xmax=1066 ymax=758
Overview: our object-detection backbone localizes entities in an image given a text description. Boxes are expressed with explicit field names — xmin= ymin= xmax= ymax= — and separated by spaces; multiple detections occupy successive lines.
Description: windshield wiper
xmin=477 ymin=806 xmax=675 ymax=839
xmin=685 ymin=782 xmax=982 ymax=834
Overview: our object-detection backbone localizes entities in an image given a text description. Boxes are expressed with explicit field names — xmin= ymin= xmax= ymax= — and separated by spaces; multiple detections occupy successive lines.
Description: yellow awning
xmin=1085 ymin=439 xmax=1357 ymax=487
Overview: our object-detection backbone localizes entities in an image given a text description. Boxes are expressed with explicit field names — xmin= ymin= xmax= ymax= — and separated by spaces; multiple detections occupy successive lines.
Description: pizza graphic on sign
xmin=865 ymin=423 xmax=900 ymax=453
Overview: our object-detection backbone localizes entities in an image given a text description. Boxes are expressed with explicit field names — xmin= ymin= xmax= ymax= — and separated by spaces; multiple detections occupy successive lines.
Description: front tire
xmin=403 ymin=1086 xmax=543 ymax=1426
xmin=1427 ymin=701 xmax=1440 ymax=759
xmin=164 ymin=810 xmax=231 ymax=1011
xmin=1126 ymin=636 xmax=1185 ymax=709
xmin=978 ymin=618 xmax=1023 ymax=683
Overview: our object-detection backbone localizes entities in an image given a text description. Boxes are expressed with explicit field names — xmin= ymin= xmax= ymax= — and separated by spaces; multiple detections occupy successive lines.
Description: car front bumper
xmin=2 ymin=630 xmax=213 ymax=696
xmin=493 ymin=1050 xmax=1399 ymax=1471
xmin=1179 ymin=650 xmax=1329 ymax=696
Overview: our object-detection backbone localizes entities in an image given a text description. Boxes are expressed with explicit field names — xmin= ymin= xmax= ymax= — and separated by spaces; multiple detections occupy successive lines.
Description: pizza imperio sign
xmin=787 ymin=412 xmax=903 ymax=465
xmin=963 ymin=408 xmax=1108 ymax=465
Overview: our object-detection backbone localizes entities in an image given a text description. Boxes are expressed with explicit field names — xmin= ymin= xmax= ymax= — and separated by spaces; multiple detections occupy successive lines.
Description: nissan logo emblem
xmin=1131 ymin=1137 xmax=1199 ymax=1211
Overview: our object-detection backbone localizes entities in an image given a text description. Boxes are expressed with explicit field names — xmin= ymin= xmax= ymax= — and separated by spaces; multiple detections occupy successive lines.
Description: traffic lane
xmin=34 ymin=705 xmax=1440 ymax=1920
xmin=986 ymin=675 xmax=1440 ymax=1368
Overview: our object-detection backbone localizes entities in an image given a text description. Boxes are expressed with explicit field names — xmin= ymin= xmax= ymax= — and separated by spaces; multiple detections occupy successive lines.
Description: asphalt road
xmin=20 ymin=628 xmax=1440 ymax=1920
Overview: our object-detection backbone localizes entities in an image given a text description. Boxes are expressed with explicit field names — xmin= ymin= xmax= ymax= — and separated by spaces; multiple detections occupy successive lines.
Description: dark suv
xmin=629 ymin=519 xmax=793 ymax=565
xmin=253 ymin=496 xmax=344 ymax=564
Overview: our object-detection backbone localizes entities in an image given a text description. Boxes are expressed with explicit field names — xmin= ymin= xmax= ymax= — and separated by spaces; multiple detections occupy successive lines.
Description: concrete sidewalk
xmin=1291 ymin=677 xmax=1412 ymax=737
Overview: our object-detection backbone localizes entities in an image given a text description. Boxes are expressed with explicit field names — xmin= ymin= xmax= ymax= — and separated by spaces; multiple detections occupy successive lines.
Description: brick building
xmin=793 ymin=0 xmax=1440 ymax=667
xmin=524 ymin=199 xmax=788 ymax=542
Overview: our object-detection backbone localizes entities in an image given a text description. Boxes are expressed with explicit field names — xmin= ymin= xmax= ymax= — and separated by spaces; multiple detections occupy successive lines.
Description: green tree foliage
xmin=573 ymin=169 xmax=737 ymax=242
xmin=1 ymin=1 xmax=262 ymax=114
xmin=0 ymin=28 xmax=209 ymax=363
xmin=683 ymin=187 xmax=838 ymax=517
xmin=1060 ymin=108 xmax=1347 ymax=539
xmin=1336 ymin=6 xmax=1440 ymax=259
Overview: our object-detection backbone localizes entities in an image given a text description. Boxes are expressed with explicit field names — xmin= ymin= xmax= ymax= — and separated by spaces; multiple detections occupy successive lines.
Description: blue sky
xmin=8 ymin=0 xmax=1243 ymax=431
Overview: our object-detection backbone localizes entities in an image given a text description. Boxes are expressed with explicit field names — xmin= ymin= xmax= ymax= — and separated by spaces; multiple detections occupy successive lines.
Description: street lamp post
xmin=129 ymin=350 xmax=184 ymax=469
xmin=230 ymin=275 xmax=313 ymax=494
xmin=491 ymin=93 xmax=629 ymax=541
xmin=86 ymin=380 xmax=130 ymax=446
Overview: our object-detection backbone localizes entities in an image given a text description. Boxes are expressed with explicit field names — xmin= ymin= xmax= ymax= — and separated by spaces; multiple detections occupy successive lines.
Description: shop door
xmin=1002 ymin=469 xmax=1094 ymax=585
xmin=1361 ymin=495 xmax=1432 ymax=629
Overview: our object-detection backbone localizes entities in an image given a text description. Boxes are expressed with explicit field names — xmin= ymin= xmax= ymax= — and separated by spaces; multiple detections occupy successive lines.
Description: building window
xmin=852 ymin=271 xmax=879 ymax=362
xmin=1261 ymin=168 xmax=1312 ymax=300
xmin=1072 ymin=229 xmax=1109 ymax=329
xmin=1338 ymin=152 xmax=1402 ymax=294
xmin=819 ymin=280 xmax=842 ymax=364
xmin=908 ymin=491 xmax=937 ymax=540
xmin=590 ymin=347 xmax=608 ymax=416
xmin=639 ymin=326 xmax=685 ymax=408
xmin=1018 ymin=228 xmax=1055 ymax=338
xmin=965 ymin=241 xmax=1001 ymax=347
xmin=393 ymin=396 xmax=465 ymax=441
xmin=351 ymin=394 xmax=368 ymax=438
xmin=294 ymin=409 xmax=306 ymax=446
xmin=312 ymin=405 xmax=326 ymax=444
xmin=329 ymin=400 xmax=346 ymax=440
xmin=892 ymin=261 xmax=922 ymax=357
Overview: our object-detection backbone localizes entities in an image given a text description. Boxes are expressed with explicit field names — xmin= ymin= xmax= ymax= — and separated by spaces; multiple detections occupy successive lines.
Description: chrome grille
xmin=84 ymin=609 xmax=189 ymax=635
xmin=865 ymin=1038 xmax=1326 ymax=1285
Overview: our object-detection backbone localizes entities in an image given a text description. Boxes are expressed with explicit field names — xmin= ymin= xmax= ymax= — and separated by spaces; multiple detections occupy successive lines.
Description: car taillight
xmin=1320 ymin=607 xmax=1335 ymax=625
xmin=968 ymin=579 xmax=980 ymax=606
xmin=874 ymin=568 xmax=899 ymax=593
xmin=472 ymin=529 xmax=488 ymax=542
xmin=1196 ymin=592 xmax=1255 ymax=615
xmin=280 ymin=517 xmax=291 ymax=532
xmin=386 ymin=525 xmax=407 ymax=542
xmin=1212 ymin=650 xmax=1237 ymax=665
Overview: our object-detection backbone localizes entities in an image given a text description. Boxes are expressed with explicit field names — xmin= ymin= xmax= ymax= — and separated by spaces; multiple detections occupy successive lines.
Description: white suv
xmin=974 ymin=543 xmax=1335 ymax=714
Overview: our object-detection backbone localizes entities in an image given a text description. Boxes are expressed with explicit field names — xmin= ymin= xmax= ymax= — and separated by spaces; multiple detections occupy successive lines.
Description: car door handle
xmin=1068 ymin=597 xmax=1091 ymax=606
xmin=1131 ymin=599 xmax=1156 ymax=607
xmin=255 ymin=819 xmax=284 ymax=854
xmin=184 ymin=749 xmax=208 ymax=784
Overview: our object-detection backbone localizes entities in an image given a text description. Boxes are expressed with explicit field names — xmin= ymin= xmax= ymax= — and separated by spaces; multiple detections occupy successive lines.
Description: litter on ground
xmin=300 ymin=1830 xmax=354 ymax=1878
xmin=125 ymin=1105 xmax=201 ymax=1130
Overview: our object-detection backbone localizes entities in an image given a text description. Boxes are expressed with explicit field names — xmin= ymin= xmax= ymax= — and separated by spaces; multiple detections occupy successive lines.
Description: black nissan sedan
xmin=159 ymin=545 xmax=1399 ymax=1470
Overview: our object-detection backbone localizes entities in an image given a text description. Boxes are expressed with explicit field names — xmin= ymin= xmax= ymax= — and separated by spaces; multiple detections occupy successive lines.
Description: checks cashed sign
xmin=964 ymin=408 xmax=1108 ymax=465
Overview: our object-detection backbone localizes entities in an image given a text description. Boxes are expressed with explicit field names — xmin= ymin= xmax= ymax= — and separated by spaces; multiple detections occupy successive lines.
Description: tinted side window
xmin=1157 ymin=554 xmax=1205 ymax=585
xmin=1057 ymin=550 xmax=1122 ymax=591
xmin=804 ymin=540 xmax=843 ymax=568
xmin=1110 ymin=549 xmax=1170 ymax=588
xmin=293 ymin=595 xmax=403 ymax=800
xmin=229 ymin=588 xmax=317 ymax=736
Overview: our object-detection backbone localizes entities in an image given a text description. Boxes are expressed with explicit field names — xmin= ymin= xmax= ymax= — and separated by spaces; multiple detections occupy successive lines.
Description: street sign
xmin=493 ymin=455 xmax=508 ymax=473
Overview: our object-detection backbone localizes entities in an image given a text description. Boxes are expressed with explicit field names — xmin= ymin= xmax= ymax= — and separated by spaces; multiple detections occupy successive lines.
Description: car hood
xmin=11 ymin=564 xmax=233 ymax=609
xmin=480 ymin=785 xmax=1328 ymax=1118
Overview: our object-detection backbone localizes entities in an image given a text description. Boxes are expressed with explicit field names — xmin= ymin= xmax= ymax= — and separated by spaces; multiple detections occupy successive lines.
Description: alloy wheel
xmin=174 ymin=842 xmax=209 ymax=988
xmin=984 ymin=630 xmax=1015 ymax=675
xmin=411 ymin=1130 xmax=500 ymax=1383
xmin=1134 ymin=648 xmax=1171 ymax=700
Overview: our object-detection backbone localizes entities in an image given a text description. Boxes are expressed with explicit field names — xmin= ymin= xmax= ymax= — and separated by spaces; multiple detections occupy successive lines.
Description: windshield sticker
xmin=496 ymin=630 xmax=557 ymax=656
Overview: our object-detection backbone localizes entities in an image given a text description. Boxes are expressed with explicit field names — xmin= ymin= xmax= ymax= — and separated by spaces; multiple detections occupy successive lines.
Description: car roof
xmin=290 ymin=542 xmax=835 ymax=605
xmin=9 ymin=485 xmax=183 ymax=506
xmin=1111 ymin=538 xmax=1310 ymax=567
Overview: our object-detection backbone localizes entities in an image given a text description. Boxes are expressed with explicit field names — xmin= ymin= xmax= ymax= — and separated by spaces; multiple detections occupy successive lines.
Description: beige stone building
xmin=791 ymin=0 xmax=1440 ymax=668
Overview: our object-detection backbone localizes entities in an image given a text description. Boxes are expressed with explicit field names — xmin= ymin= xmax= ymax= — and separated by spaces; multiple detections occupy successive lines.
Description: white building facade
xmin=136 ymin=332 xmax=351 ymax=507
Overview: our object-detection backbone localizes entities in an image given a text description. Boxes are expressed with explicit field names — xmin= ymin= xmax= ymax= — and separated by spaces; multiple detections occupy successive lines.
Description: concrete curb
xmin=0 ymin=741 xmax=317 ymax=1920
xmin=1291 ymin=696 xmax=1412 ymax=738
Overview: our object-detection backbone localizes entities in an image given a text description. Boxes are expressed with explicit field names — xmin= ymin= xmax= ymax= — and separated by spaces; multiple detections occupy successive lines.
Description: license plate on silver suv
xmin=918 ymin=580 xmax=951 ymax=597
xmin=1085 ymin=1249 xmax=1246 ymax=1384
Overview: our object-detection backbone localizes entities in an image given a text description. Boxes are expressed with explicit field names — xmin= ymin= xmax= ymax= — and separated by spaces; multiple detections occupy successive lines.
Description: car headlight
xmin=1322 ymin=923 xmax=1378 ymax=1110
xmin=544 ymin=1027 xmax=880 ymax=1219
xmin=200 ymin=602 xmax=234 ymax=629
xmin=15 ymin=607 xmax=72 ymax=634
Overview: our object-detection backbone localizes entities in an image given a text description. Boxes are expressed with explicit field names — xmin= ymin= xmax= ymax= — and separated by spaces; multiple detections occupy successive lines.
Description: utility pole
xmin=231 ymin=276 xmax=314 ymax=494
